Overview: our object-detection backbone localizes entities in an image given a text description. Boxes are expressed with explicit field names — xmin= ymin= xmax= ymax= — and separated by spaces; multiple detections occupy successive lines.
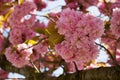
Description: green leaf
xmin=11 ymin=45 xmax=18 ymax=53
xmin=25 ymin=36 xmax=39 ymax=45
xmin=48 ymin=33 xmax=64 ymax=46
xmin=31 ymin=36 xmax=40 ymax=41
xmin=0 ymin=4 xmax=12 ymax=11
xmin=45 ymin=22 xmax=64 ymax=47
xmin=105 ymin=21 xmax=110 ymax=30
xmin=48 ymin=41 xmax=54 ymax=48
xmin=34 ymin=27 xmax=45 ymax=34
xmin=25 ymin=39 xmax=37 ymax=45
xmin=0 ymin=16 xmax=4 ymax=28
xmin=18 ymin=0 xmax=25 ymax=5
xmin=4 ymin=9 xmax=13 ymax=21
xmin=45 ymin=22 xmax=57 ymax=35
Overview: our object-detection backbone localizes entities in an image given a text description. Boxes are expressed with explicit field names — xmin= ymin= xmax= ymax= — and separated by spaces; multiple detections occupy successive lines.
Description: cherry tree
xmin=0 ymin=0 xmax=120 ymax=80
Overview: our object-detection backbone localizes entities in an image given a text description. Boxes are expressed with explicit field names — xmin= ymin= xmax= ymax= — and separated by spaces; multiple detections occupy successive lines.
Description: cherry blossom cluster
xmin=110 ymin=8 xmax=120 ymax=38
xmin=65 ymin=0 xmax=98 ymax=10
xmin=25 ymin=0 xmax=46 ymax=10
xmin=9 ymin=1 xmax=37 ymax=28
xmin=4 ymin=0 xmax=48 ymax=67
xmin=1 ymin=0 xmax=120 ymax=75
xmin=116 ymin=49 xmax=120 ymax=65
xmin=65 ymin=0 xmax=120 ymax=16
xmin=34 ymin=42 xmax=48 ymax=55
xmin=5 ymin=43 xmax=33 ymax=68
xmin=55 ymin=8 xmax=104 ymax=70
xmin=101 ymin=8 xmax=120 ymax=65
xmin=78 ymin=0 xmax=98 ymax=8
xmin=97 ymin=0 xmax=120 ymax=15
xmin=9 ymin=27 xmax=36 ymax=45
xmin=0 ymin=0 xmax=12 ymax=3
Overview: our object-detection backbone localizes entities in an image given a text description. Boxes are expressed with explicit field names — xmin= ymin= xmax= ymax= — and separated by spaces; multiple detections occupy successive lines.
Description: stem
xmin=103 ymin=0 xmax=112 ymax=17
xmin=37 ymin=15 xmax=56 ymax=23
xmin=20 ymin=37 xmax=47 ymax=52
xmin=45 ymin=15 xmax=56 ymax=23
xmin=114 ymin=38 xmax=120 ymax=59
xmin=95 ymin=42 xmax=119 ymax=67
xmin=29 ymin=60 xmax=40 ymax=73
xmin=73 ymin=61 xmax=79 ymax=72
xmin=102 ymin=35 xmax=118 ymax=41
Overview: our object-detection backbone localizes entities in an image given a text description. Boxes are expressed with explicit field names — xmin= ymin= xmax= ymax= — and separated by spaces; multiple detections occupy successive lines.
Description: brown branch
xmin=29 ymin=60 xmax=40 ymax=73
xmin=20 ymin=37 xmax=47 ymax=52
xmin=103 ymin=0 xmax=112 ymax=17
xmin=102 ymin=35 xmax=117 ymax=41
xmin=0 ymin=55 xmax=120 ymax=80
xmin=95 ymin=42 xmax=120 ymax=67
xmin=37 ymin=15 xmax=56 ymax=23
xmin=114 ymin=38 xmax=120 ymax=59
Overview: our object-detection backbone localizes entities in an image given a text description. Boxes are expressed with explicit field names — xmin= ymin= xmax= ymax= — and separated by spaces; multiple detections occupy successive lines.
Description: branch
xmin=20 ymin=37 xmax=48 ymax=51
xmin=95 ymin=42 xmax=120 ymax=67
xmin=29 ymin=60 xmax=40 ymax=73
xmin=0 ymin=55 xmax=120 ymax=80
xmin=57 ymin=66 xmax=120 ymax=80
xmin=37 ymin=14 xmax=56 ymax=23
xmin=114 ymin=38 xmax=120 ymax=59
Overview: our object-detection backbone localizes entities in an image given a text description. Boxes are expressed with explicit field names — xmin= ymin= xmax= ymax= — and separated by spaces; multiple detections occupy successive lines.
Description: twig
xmin=102 ymin=35 xmax=118 ymax=41
xmin=37 ymin=15 xmax=56 ymax=23
xmin=95 ymin=42 xmax=119 ymax=67
xmin=20 ymin=37 xmax=47 ymax=52
xmin=44 ymin=15 xmax=56 ymax=23
xmin=73 ymin=61 xmax=79 ymax=72
xmin=29 ymin=60 xmax=40 ymax=73
xmin=103 ymin=0 xmax=112 ymax=17
xmin=114 ymin=38 xmax=120 ymax=59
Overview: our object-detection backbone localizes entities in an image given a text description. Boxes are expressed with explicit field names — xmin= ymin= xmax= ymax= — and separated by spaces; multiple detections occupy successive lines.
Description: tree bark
xmin=0 ymin=55 xmax=120 ymax=80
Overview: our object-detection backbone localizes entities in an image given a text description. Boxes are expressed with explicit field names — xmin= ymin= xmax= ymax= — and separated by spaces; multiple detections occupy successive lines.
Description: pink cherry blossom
xmin=48 ymin=12 xmax=60 ymax=21
xmin=78 ymin=0 xmax=98 ymax=8
xmin=9 ymin=27 xmax=36 ymax=45
xmin=33 ymin=34 xmax=48 ymax=55
xmin=56 ymin=8 xmax=104 ymax=40
xmin=67 ymin=62 xmax=76 ymax=73
xmin=97 ymin=0 xmax=120 ymax=15
xmin=101 ymin=30 xmax=117 ymax=49
xmin=24 ymin=27 xmax=36 ymax=40
xmin=9 ymin=1 xmax=36 ymax=27
xmin=55 ymin=8 xmax=104 ymax=70
xmin=0 ymin=70 xmax=9 ymax=79
xmin=5 ymin=43 xmax=33 ymax=68
xmin=0 ymin=0 xmax=12 ymax=3
xmin=66 ymin=1 xmax=78 ymax=9
xmin=55 ymin=38 xmax=99 ymax=70
xmin=110 ymin=8 xmax=120 ymax=38
xmin=33 ymin=41 xmax=48 ymax=55
xmin=9 ymin=27 xmax=24 ymax=45
xmin=65 ymin=0 xmax=98 ymax=9
xmin=25 ymin=0 xmax=46 ymax=10
xmin=97 ymin=2 xmax=107 ymax=15
xmin=34 ymin=0 xmax=46 ymax=11
xmin=116 ymin=49 xmax=120 ymax=65
xmin=83 ymin=13 xmax=104 ymax=40
xmin=32 ymin=21 xmax=46 ymax=31
xmin=56 ymin=8 xmax=84 ymax=35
